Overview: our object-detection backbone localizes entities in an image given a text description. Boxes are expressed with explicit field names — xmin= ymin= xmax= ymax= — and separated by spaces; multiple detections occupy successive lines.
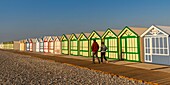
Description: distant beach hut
xmin=118 ymin=26 xmax=147 ymax=62
xmin=31 ymin=38 xmax=36 ymax=52
xmin=141 ymin=25 xmax=170 ymax=65
xmin=60 ymin=34 xmax=71 ymax=55
xmin=69 ymin=33 xmax=79 ymax=56
xmin=0 ymin=43 xmax=3 ymax=49
xmin=3 ymin=41 xmax=20 ymax=50
xmin=88 ymin=30 xmax=105 ymax=57
xmin=78 ymin=32 xmax=91 ymax=57
xmin=3 ymin=42 xmax=10 ymax=49
xmin=13 ymin=41 xmax=20 ymax=50
xmin=43 ymin=36 xmax=51 ymax=53
xmin=48 ymin=36 xmax=55 ymax=53
xmin=19 ymin=39 xmax=26 ymax=51
xmin=53 ymin=36 xmax=61 ymax=54
xmin=25 ymin=39 xmax=30 ymax=51
xmin=101 ymin=28 xmax=121 ymax=59
xmin=35 ymin=38 xmax=40 ymax=52
xmin=29 ymin=39 xmax=33 ymax=52
xmin=39 ymin=38 xmax=44 ymax=52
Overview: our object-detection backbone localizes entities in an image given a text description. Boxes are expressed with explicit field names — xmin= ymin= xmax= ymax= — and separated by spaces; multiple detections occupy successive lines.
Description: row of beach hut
xmin=1 ymin=25 xmax=170 ymax=65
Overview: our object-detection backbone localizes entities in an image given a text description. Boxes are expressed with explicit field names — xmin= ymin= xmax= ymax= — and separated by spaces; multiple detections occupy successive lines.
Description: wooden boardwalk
xmin=1 ymin=49 xmax=170 ymax=85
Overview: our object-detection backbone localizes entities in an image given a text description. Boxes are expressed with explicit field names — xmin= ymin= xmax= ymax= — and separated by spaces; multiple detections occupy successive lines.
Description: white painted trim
xmin=141 ymin=25 xmax=169 ymax=37
xmin=144 ymin=36 xmax=169 ymax=57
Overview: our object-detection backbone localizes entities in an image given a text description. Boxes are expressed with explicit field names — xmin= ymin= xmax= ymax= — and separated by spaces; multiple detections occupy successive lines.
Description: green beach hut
xmin=118 ymin=26 xmax=147 ymax=62
xmin=69 ymin=33 xmax=79 ymax=56
xmin=88 ymin=30 xmax=105 ymax=57
xmin=78 ymin=32 xmax=91 ymax=57
xmin=60 ymin=34 xmax=71 ymax=55
xmin=102 ymin=28 xmax=121 ymax=59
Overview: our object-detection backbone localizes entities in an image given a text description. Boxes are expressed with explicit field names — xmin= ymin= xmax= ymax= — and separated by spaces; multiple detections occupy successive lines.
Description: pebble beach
xmin=0 ymin=51 xmax=150 ymax=85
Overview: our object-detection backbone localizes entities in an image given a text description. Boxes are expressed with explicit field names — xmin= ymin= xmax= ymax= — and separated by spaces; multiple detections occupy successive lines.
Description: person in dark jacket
xmin=91 ymin=39 xmax=100 ymax=64
xmin=101 ymin=42 xmax=108 ymax=63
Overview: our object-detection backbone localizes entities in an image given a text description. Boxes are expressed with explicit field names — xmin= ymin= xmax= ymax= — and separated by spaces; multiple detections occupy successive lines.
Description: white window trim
xmin=144 ymin=36 xmax=169 ymax=56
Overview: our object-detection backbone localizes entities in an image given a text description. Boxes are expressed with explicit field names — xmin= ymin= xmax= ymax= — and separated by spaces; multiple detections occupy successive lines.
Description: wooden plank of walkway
xmin=1 ymin=49 xmax=170 ymax=85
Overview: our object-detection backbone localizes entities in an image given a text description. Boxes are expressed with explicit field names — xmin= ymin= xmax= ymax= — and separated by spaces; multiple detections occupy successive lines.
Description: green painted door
xmin=62 ymin=40 xmax=68 ymax=54
xmin=70 ymin=40 xmax=78 ymax=55
xmin=120 ymin=37 xmax=140 ymax=62
xmin=104 ymin=38 xmax=119 ymax=59
xmin=79 ymin=40 xmax=88 ymax=57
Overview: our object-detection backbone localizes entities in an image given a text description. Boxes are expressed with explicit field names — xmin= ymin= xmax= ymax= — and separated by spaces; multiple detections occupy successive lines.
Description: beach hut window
xmin=145 ymin=36 xmax=169 ymax=55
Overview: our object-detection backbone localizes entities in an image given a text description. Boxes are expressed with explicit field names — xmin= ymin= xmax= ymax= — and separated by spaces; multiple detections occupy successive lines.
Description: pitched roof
xmin=129 ymin=26 xmax=148 ymax=36
xmin=155 ymin=25 xmax=170 ymax=34
xmin=43 ymin=36 xmax=51 ymax=41
xmin=51 ymin=36 xmax=60 ymax=41
xmin=78 ymin=32 xmax=91 ymax=40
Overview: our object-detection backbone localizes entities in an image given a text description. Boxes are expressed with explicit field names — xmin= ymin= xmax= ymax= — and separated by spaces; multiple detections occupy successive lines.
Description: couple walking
xmin=91 ymin=39 xmax=108 ymax=64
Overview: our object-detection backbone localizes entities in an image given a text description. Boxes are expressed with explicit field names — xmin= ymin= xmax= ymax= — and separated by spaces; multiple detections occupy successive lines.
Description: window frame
xmin=144 ymin=36 xmax=169 ymax=56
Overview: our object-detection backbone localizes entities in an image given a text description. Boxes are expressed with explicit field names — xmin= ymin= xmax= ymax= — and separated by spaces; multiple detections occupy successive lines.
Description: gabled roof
xmin=53 ymin=36 xmax=61 ymax=41
xmin=155 ymin=25 xmax=170 ymax=34
xmin=43 ymin=36 xmax=51 ymax=41
xmin=49 ymin=36 xmax=55 ymax=41
xmin=102 ymin=28 xmax=121 ymax=39
xmin=78 ymin=32 xmax=91 ymax=40
xmin=88 ymin=30 xmax=105 ymax=39
xmin=49 ymin=36 xmax=60 ymax=41
xmin=141 ymin=25 xmax=170 ymax=37
xmin=69 ymin=33 xmax=80 ymax=40
xmin=118 ymin=26 xmax=148 ymax=37
xmin=60 ymin=34 xmax=71 ymax=41
xmin=25 ymin=38 xmax=35 ymax=43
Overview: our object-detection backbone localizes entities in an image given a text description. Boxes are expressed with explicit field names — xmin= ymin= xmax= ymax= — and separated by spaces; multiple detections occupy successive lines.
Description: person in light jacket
xmin=91 ymin=39 xmax=100 ymax=64
xmin=101 ymin=42 xmax=108 ymax=63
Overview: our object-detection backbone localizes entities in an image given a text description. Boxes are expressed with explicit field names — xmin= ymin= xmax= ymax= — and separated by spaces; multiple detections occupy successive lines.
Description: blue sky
xmin=0 ymin=0 xmax=170 ymax=42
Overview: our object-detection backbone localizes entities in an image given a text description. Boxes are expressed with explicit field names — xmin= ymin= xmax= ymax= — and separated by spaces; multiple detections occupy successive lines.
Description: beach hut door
xmin=144 ymin=37 xmax=152 ymax=62
xmin=121 ymin=38 xmax=126 ymax=60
